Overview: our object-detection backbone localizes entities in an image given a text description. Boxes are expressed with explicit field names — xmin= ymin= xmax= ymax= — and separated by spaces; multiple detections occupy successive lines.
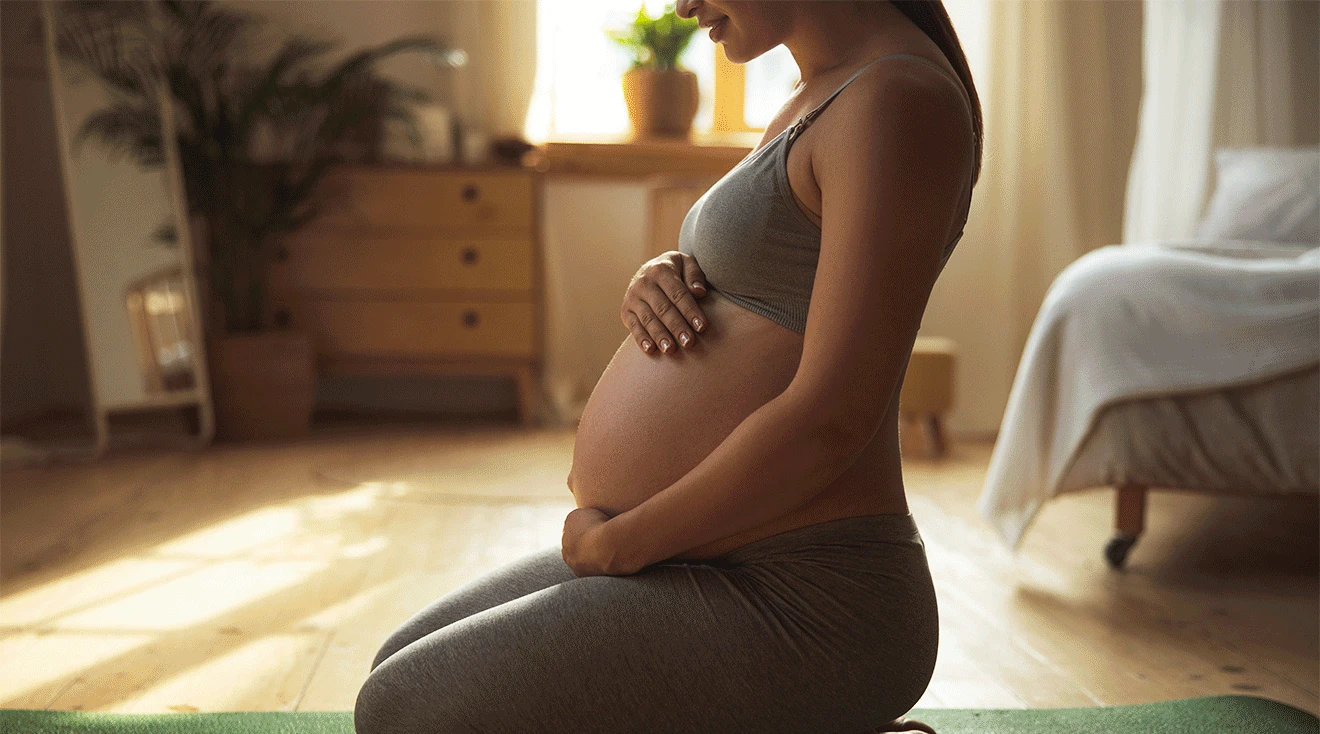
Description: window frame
xmin=713 ymin=44 xmax=757 ymax=133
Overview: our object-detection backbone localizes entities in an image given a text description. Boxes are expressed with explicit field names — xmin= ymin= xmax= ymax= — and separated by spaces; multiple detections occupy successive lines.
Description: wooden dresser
xmin=272 ymin=164 xmax=543 ymax=425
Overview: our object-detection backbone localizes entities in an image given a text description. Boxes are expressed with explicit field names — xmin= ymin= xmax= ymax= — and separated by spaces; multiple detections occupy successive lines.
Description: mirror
xmin=39 ymin=0 xmax=212 ymax=454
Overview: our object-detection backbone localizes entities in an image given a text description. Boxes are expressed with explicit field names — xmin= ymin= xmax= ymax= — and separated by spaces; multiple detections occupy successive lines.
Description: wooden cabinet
xmin=645 ymin=174 xmax=721 ymax=259
xmin=273 ymin=165 xmax=543 ymax=424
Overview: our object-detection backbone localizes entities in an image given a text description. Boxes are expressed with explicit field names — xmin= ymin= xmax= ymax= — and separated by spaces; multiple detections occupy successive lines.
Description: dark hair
xmin=889 ymin=1 xmax=984 ymax=188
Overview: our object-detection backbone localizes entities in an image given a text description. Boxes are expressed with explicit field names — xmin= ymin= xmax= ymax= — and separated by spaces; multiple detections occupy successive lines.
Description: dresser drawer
xmin=297 ymin=300 xmax=537 ymax=359
xmin=314 ymin=169 xmax=535 ymax=234
xmin=285 ymin=237 xmax=534 ymax=293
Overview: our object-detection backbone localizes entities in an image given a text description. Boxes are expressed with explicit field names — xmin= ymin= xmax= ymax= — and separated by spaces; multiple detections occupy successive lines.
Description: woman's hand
xmin=622 ymin=251 xmax=709 ymax=355
xmin=562 ymin=508 xmax=633 ymax=577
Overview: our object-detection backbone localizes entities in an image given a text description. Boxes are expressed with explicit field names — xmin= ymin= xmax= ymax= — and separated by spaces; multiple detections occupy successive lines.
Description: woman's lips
xmin=709 ymin=16 xmax=727 ymax=42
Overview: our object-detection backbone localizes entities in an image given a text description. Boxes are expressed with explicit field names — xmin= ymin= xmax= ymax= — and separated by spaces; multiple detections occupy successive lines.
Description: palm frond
xmin=318 ymin=36 xmax=452 ymax=94
xmin=53 ymin=1 xmax=159 ymax=98
xmin=75 ymin=101 xmax=165 ymax=167
xmin=233 ymin=37 xmax=339 ymax=143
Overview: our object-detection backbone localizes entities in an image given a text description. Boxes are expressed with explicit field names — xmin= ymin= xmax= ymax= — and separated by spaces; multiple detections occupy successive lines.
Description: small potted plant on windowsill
xmin=609 ymin=2 xmax=701 ymax=139
xmin=57 ymin=0 xmax=462 ymax=440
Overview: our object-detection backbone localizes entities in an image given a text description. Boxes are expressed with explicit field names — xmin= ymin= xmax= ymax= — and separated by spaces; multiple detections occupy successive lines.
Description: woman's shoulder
xmin=849 ymin=53 xmax=972 ymax=131
xmin=807 ymin=53 xmax=975 ymax=223
xmin=815 ymin=56 xmax=974 ymax=173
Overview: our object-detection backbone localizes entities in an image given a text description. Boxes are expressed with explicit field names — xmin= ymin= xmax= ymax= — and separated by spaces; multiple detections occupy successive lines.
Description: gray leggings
xmin=355 ymin=513 xmax=939 ymax=734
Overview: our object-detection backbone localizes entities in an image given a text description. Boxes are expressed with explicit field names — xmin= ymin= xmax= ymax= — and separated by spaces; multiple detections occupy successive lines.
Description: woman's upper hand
xmin=621 ymin=251 xmax=709 ymax=355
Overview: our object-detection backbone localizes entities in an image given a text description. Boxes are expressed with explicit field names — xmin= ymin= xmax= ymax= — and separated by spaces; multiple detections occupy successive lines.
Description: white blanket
xmin=977 ymin=241 xmax=1320 ymax=550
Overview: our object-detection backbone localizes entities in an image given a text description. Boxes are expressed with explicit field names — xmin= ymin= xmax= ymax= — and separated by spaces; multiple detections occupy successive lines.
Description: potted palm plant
xmin=56 ymin=0 xmax=463 ymax=440
xmin=608 ymin=2 xmax=701 ymax=139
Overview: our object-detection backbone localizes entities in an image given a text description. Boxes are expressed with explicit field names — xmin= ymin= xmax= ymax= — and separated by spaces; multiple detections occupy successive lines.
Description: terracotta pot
xmin=209 ymin=330 xmax=315 ymax=441
xmin=622 ymin=68 xmax=699 ymax=139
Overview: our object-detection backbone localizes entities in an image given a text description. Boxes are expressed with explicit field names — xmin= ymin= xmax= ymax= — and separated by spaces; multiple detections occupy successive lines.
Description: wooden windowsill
xmin=529 ymin=130 xmax=764 ymax=178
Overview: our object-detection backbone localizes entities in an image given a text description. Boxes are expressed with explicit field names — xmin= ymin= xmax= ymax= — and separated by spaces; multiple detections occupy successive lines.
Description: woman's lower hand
xmin=562 ymin=507 xmax=632 ymax=577
xmin=622 ymin=251 xmax=709 ymax=355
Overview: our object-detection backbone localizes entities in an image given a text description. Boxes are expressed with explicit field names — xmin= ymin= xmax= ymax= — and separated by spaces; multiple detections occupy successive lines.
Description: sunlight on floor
xmin=2 ymin=431 xmax=1314 ymax=714
xmin=0 ymin=632 xmax=155 ymax=705
xmin=0 ymin=481 xmax=395 ymax=709
xmin=59 ymin=560 xmax=329 ymax=631
xmin=298 ymin=583 xmax=393 ymax=631
xmin=108 ymin=633 xmax=325 ymax=713
xmin=0 ymin=558 xmax=199 ymax=627
xmin=155 ymin=507 xmax=304 ymax=558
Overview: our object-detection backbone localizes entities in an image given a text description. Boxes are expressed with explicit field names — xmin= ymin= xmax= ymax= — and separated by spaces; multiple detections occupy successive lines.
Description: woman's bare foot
xmin=870 ymin=718 xmax=937 ymax=733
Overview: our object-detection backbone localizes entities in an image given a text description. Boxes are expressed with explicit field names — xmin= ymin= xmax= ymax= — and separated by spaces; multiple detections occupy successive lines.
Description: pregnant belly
xmin=569 ymin=291 xmax=805 ymax=515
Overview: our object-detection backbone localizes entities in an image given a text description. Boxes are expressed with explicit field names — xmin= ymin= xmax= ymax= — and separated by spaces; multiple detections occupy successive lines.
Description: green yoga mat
xmin=1 ymin=695 xmax=1315 ymax=733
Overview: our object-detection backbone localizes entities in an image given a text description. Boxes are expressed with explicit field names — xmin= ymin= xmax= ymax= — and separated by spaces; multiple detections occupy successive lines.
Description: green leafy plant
xmin=607 ymin=3 xmax=700 ymax=71
xmin=53 ymin=0 xmax=464 ymax=334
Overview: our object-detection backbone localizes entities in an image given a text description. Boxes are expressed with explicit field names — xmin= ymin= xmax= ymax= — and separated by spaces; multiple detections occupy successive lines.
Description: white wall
xmin=47 ymin=45 xmax=183 ymax=411
xmin=541 ymin=178 xmax=650 ymax=423
xmin=225 ymin=0 xmax=536 ymax=137
xmin=920 ymin=223 xmax=1019 ymax=437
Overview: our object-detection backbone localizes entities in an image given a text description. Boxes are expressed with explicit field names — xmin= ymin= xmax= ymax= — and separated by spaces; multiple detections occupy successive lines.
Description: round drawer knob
xmin=461 ymin=184 xmax=480 ymax=203
xmin=461 ymin=309 xmax=481 ymax=328
xmin=460 ymin=247 xmax=480 ymax=265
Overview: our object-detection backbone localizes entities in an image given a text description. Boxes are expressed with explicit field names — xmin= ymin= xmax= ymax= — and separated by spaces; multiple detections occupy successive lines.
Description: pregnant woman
xmin=356 ymin=1 xmax=980 ymax=732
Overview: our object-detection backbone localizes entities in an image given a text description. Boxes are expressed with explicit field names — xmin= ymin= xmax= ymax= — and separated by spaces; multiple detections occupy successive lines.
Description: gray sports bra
xmin=678 ymin=53 xmax=975 ymax=334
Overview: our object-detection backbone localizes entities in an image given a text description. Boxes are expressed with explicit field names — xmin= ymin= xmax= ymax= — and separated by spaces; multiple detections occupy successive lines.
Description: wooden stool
xmin=900 ymin=336 xmax=957 ymax=459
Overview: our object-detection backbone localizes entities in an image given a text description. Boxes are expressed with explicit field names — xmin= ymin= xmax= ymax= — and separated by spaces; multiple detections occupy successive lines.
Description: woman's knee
xmin=369 ymin=613 xmax=450 ymax=672
xmin=354 ymin=668 xmax=400 ymax=734
xmin=355 ymin=655 xmax=466 ymax=734
xmin=369 ymin=628 xmax=414 ymax=672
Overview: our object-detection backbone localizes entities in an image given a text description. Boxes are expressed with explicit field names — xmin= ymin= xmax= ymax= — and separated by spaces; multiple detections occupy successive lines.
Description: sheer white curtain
xmin=1122 ymin=0 xmax=1223 ymax=244
xmin=1122 ymin=0 xmax=1320 ymax=245
xmin=943 ymin=0 xmax=990 ymax=102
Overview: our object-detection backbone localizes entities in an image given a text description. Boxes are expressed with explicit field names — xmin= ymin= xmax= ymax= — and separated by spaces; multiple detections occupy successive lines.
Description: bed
xmin=1058 ymin=361 xmax=1318 ymax=567
xmin=977 ymin=148 xmax=1320 ymax=566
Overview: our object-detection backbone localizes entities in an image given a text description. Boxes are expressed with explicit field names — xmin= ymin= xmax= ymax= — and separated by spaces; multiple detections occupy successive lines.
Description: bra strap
xmin=789 ymin=53 xmax=971 ymax=141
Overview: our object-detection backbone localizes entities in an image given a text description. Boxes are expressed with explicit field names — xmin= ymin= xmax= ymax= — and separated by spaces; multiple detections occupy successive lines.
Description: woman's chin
xmin=721 ymin=38 xmax=776 ymax=65
xmin=722 ymin=44 xmax=751 ymax=64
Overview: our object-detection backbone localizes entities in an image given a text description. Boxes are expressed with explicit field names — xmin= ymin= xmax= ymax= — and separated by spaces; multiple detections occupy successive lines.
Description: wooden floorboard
xmin=1 ymin=424 xmax=1315 ymax=714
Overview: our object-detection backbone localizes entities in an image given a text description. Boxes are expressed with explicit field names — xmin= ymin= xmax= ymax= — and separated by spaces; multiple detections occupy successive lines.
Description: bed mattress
xmin=1057 ymin=365 xmax=1319 ymax=496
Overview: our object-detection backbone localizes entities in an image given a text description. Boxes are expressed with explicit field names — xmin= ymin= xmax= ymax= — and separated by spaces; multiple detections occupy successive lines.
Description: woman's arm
xmin=566 ymin=62 xmax=975 ymax=576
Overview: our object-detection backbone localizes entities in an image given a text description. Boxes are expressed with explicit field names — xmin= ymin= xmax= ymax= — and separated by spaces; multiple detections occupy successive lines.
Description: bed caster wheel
xmin=1104 ymin=533 xmax=1138 ymax=569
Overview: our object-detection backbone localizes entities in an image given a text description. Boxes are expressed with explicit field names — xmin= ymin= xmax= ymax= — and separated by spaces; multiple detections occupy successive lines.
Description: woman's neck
xmin=781 ymin=1 xmax=913 ymax=84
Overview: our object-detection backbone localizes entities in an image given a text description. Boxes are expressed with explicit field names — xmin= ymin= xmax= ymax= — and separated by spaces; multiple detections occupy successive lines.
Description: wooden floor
xmin=2 ymin=421 xmax=1316 ymax=714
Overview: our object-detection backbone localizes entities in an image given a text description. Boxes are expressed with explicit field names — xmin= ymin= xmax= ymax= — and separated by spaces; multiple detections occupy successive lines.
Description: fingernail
xmin=679 ymin=333 xmax=690 ymax=347
xmin=692 ymin=281 xmax=705 ymax=291
xmin=642 ymin=340 xmax=653 ymax=352
xmin=660 ymin=338 xmax=671 ymax=352
xmin=693 ymin=317 xmax=703 ymax=331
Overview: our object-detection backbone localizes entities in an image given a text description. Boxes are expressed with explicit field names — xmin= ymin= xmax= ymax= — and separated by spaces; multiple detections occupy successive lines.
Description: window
xmin=524 ymin=0 xmax=987 ymax=143
xmin=715 ymin=43 xmax=799 ymax=132
xmin=524 ymin=0 xmax=725 ymax=142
